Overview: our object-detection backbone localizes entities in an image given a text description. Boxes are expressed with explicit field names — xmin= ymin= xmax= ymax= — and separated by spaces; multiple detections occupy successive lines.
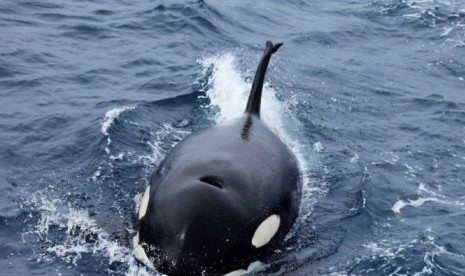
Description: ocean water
xmin=1 ymin=0 xmax=465 ymax=275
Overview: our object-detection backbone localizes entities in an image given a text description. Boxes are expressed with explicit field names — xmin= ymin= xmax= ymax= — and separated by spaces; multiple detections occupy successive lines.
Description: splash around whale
xmin=133 ymin=41 xmax=302 ymax=275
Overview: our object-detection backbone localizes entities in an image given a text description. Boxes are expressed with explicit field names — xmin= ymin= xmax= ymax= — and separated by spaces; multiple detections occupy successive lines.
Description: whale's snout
xmin=136 ymin=173 xmax=270 ymax=274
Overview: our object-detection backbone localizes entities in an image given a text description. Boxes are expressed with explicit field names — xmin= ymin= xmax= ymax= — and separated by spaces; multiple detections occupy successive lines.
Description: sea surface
xmin=1 ymin=0 xmax=465 ymax=275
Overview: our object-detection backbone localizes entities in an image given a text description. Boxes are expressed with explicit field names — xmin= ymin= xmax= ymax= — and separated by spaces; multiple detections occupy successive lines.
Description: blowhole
xmin=199 ymin=175 xmax=223 ymax=189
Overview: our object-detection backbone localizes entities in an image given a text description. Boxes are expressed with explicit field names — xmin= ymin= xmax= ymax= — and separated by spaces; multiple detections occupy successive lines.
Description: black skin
xmin=138 ymin=41 xmax=301 ymax=275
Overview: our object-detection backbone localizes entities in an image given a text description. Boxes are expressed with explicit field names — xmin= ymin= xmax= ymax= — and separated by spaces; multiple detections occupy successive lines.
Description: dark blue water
xmin=1 ymin=0 xmax=465 ymax=275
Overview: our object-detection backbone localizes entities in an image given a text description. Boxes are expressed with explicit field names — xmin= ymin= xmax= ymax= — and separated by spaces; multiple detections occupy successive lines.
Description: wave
xmin=372 ymin=0 xmax=465 ymax=45
xmin=101 ymin=106 xmax=135 ymax=154
xmin=22 ymin=192 xmax=152 ymax=275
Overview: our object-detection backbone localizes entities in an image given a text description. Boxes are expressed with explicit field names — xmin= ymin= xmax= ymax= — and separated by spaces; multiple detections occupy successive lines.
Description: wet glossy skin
xmin=138 ymin=114 xmax=301 ymax=275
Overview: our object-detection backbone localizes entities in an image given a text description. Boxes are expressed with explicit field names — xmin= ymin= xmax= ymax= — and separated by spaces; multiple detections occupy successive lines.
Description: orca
xmin=133 ymin=41 xmax=301 ymax=275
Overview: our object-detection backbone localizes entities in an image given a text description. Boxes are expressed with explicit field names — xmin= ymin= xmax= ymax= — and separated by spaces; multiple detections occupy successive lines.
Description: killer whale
xmin=133 ymin=41 xmax=301 ymax=275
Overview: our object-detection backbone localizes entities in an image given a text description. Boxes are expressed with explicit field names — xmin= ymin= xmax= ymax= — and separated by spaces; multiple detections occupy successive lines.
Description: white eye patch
xmin=138 ymin=185 xmax=150 ymax=219
xmin=251 ymin=214 xmax=280 ymax=248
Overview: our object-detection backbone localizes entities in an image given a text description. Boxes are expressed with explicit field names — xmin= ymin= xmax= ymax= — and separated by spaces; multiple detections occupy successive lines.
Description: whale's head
xmin=134 ymin=151 xmax=297 ymax=275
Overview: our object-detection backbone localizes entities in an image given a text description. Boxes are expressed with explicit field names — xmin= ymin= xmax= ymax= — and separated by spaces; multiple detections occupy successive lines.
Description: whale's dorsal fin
xmin=245 ymin=41 xmax=283 ymax=117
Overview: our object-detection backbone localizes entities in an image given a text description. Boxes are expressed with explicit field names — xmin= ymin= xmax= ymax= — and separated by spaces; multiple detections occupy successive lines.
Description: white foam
xmin=91 ymin=168 xmax=101 ymax=182
xmin=138 ymin=122 xmax=190 ymax=172
xmin=393 ymin=180 xmax=465 ymax=213
xmin=358 ymin=233 xmax=465 ymax=276
xmin=101 ymin=106 xmax=134 ymax=134
xmin=392 ymin=197 xmax=440 ymax=213
xmin=110 ymin=153 xmax=124 ymax=161
xmin=384 ymin=152 xmax=399 ymax=165
xmin=363 ymin=242 xmax=395 ymax=258
xmin=417 ymin=182 xmax=445 ymax=199
xmin=23 ymin=193 xmax=151 ymax=275
xmin=198 ymin=52 xmax=291 ymax=136
xmin=199 ymin=53 xmax=249 ymax=121
xmin=134 ymin=191 xmax=143 ymax=213
xmin=313 ymin=142 xmax=324 ymax=152
xmin=350 ymin=152 xmax=359 ymax=163
xmin=440 ymin=26 xmax=454 ymax=37
xmin=101 ymin=106 xmax=135 ymax=154
xmin=404 ymin=164 xmax=415 ymax=173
